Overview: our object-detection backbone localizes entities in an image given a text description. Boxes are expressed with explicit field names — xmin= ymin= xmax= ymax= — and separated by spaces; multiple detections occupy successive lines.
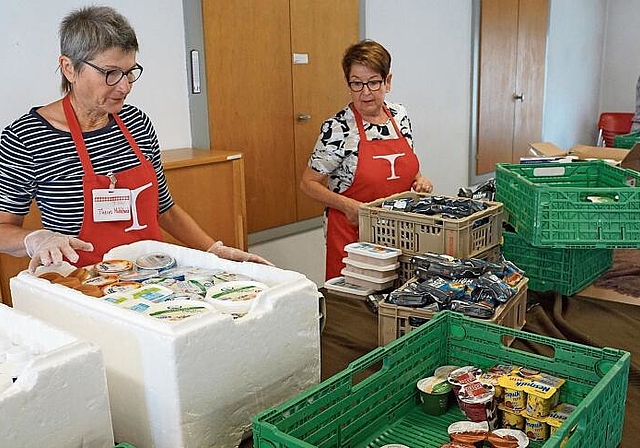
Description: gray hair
xmin=59 ymin=6 xmax=139 ymax=93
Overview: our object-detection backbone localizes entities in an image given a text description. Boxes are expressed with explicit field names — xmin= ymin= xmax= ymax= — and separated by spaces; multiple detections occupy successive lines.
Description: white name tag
xmin=92 ymin=188 xmax=131 ymax=222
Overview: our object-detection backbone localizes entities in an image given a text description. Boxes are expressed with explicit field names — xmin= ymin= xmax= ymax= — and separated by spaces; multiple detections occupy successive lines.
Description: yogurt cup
xmin=417 ymin=376 xmax=452 ymax=415
xmin=95 ymin=259 xmax=133 ymax=274
xmin=135 ymin=253 xmax=176 ymax=272
xmin=204 ymin=280 xmax=267 ymax=315
xmin=458 ymin=382 xmax=498 ymax=429
xmin=487 ymin=429 xmax=529 ymax=447
xmin=147 ymin=300 xmax=214 ymax=322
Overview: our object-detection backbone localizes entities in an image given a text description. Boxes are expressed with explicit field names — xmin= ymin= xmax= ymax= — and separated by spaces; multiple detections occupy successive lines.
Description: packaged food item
xmin=479 ymin=364 xmax=516 ymax=403
xmin=204 ymin=280 xmax=267 ymax=315
xmin=416 ymin=376 xmax=452 ymax=415
xmin=440 ymin=443 xmax=476 ymax=448
xmin=135 ymin=253 xmax=176 ymax=272
xmin=499 ymin=404 xmax=525 ymax=430
xmin=147 ymin=300 xmax=214 ymax=322
xmin=340 ymin=268 xmax=397 ymax=292
xmin=545 ymin=403 xmax=576 ymax=436
xmin=211 ymin=271 xmax=253 ymax=283
xmin=69 ymin=267 xmax=91 ymax=281
xmin=448 ymin=421 xmax=489 ymax=447
xmin=102 ymin=281 xmax=142 ymax=295
xmin=458 ymin=382 xmax=498 ymax=429
xmin=51 ymin=276 xmax=81 ymax=288
xmin=524 ymin=415 xmax=549 ymax=441
xmin=74 ymin=284 xmax=104 ymax=298
xmin=342 ymin=256 xmax=400 ymax=279
xmin=487 ymin=429 xmax=529 ymax=447
xmin=82 ymin=274 xmax=119 ymax=287
xmin=95 ymin=259 xmax=133 ymax=274
xmin=38 ymin=271 xmax=64 ymax=282
xmin=324 ymin=276 xmax=376 ymax=298
xmin=501 ymin=384 xmax=527 ymax=412
xmin=129 ymin=285 xmax=175 ymax=303
xmin=344 ymin=242 xmax=401 ymax=267
xmin=118 ymin=270 xmax=159 ymax=282
xmin=434 ymin=365 xmax=461 ymax=378
xmin=447 ymin=366 xmax=483 ymax=397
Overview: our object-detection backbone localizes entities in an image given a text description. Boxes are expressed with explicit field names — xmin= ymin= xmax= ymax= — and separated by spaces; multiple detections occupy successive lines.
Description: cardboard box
xmin=528 ymin=141 xmax=640 ymax=171
xmin=11 ymin=240 xmax=321 ymax=448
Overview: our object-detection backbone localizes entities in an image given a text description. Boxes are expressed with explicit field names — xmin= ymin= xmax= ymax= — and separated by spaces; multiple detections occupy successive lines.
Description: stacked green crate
xmin=253 ymin=311 xmax=630 ymax=448
xmin=493 ymin=160 xmax=640 ymax=295
xmin=501 ymin=229 xmax=612 ymax=296
xmin=613 ymin=131 xmax=640 ymax=149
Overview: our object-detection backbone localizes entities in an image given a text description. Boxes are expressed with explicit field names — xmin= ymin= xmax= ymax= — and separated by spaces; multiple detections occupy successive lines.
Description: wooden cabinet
xmin=476 ymin=0 xmax=549 ymax=175
xmin=161 ymin=148 xmax=247 ymax=250
xmin=0 ymin=148 xmax=247 ymax=306
xmin=202 ymin=0 xmax=359 ymax=233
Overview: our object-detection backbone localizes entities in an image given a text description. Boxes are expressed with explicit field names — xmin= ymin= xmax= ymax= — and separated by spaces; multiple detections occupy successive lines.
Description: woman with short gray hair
xmin=0 ymin=5 xmax=270 ymax=270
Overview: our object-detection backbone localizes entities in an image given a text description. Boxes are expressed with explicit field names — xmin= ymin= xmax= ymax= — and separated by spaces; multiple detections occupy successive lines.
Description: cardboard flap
xmin=620 ymin=143 xmax=640 ymax=171
xmin=529 ymin=142 xmax=567 ymax=157
xmin=569 ymin=145 xmax=629 ymax=162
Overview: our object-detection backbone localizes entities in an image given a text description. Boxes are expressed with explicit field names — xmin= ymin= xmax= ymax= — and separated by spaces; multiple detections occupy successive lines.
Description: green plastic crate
xmin=114 ymin=444 xmax=137 ymax=448
xmin=613 ymin=131 xmax=640 ymax=149
xmin=252 ymin=311 xmax=629 ymax=448
xmin=501 ymin=229 xmax=613 ymax=296
xmin=495 ymin=160 xmax=640 ymax=248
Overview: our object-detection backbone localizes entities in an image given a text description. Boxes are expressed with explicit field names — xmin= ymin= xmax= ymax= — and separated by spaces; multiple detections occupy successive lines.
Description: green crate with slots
xmin=495 ymin=160 xmax=640 ymax=248
xmin=613 ymin=131 xmax=640 ymax=149
xmin=501 ymin=229 xmax=613 ymax=296
xmin=252 ymin=311 xmax=629 ymax=448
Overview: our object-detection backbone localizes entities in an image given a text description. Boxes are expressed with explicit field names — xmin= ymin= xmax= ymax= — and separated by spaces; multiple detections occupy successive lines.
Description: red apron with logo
xmin=325 ymin=104 xmax=419 ymax=280
xmin=62 ymin=95 xmax=163 ymax=267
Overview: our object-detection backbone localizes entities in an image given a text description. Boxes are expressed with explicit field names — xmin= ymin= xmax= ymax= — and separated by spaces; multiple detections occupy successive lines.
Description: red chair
xmin=597 ymin=112 xmax=634 ymax=147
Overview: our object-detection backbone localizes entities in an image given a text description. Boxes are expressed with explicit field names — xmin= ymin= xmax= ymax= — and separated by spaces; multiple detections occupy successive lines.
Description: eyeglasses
xmin=348 ymin=79 xmax=384 ymax=92
xmin=82 ymin=60 xmax=144 ymax=86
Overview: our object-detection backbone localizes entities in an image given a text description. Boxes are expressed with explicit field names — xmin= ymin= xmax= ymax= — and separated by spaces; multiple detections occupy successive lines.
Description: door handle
xmin=513 ymin=93 xmax=524 ymax=102
xmin=297 ymin=113 xmax=312 ymax=122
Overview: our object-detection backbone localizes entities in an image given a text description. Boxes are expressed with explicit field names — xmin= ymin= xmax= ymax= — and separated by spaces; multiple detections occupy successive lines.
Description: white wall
xmin=365 ymin=1 xmax=473 ymax=196
xmin=542 ymin=0 xmax=608 ymax=148
xmin=0 ymin=1 xmax=191 ymax=149
xmin=599 ymin=0 xmax=640 ymax=114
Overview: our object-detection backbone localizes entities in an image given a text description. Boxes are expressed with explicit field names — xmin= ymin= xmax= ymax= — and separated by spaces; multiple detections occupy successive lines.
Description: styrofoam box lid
xmin=344 ymin=242 xmax=402 ymax=260
xmin=340 ymin=268 xmax=398 ymax=284
xmin=342 ymin=257 xmax=400 ymax=272
xmin=324 ymin=276 xmax=375 ymax=296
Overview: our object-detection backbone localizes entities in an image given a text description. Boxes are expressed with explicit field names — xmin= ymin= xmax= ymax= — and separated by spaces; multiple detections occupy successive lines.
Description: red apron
xmin=62 ymin=95 xmax=163 ymax=267
xmin=325 ymin=104 xmax=419 ymax=280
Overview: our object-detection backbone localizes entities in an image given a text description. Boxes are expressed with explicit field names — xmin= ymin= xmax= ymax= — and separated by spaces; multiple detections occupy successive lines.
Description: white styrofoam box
xmin=11 ymin=240 xmax=321 ymax=448
xmin=0 ymin=304 xmax=113 ymax=447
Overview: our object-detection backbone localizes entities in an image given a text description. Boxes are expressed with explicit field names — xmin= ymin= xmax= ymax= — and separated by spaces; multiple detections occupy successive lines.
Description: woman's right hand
xmin=345 ymin=198 xmax=363 ymax=226
xmin=24 ymin=229 xmax=94 ymax=272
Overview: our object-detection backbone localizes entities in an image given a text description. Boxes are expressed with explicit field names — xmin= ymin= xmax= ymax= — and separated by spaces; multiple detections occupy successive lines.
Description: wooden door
xmin=476 ymin=0 xmax=548 ymax=175
xmin=203 ymin=0 xmax=296 ymax=233
xmin=512 ymin=0 xmax=549 ymax=161
xmin=290 ymin=1 xmax=359 ymax=221
xmin=202 ymin=1 xmax=358 ymax=232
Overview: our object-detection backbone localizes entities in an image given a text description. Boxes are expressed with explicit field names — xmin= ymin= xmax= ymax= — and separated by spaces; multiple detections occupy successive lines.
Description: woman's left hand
xmin=207 ymin=241 xmax=274 ymax=265
xmin=412 ymin=175 xmax=434 ymax=193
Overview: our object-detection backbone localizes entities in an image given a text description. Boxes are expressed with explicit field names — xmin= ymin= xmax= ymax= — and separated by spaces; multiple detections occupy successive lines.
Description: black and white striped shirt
xmin=0 ymin=104 xmax=174 ymax=236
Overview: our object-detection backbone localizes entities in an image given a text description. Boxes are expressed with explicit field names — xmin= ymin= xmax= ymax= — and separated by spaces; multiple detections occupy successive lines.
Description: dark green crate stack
xmin=614 ymin=131 xmax=640 ymax=149
xmin=495 ymin=160 xmax=640 ymax=295
xmin=501 ymin=229 xmax=612 ymax=296
xmin=252 ymin=311 xmax=630 ymax=448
